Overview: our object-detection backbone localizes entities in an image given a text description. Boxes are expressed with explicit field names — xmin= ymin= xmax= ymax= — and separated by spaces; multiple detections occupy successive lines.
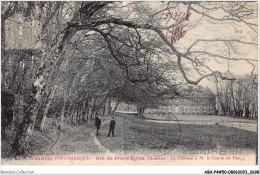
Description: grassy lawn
xmin=146 ymin=113 xmax=257 ymax=123
xmin=2 ymin=114 xmax=257 ymax=159
xmin=98 ymin=115 xmax=257 ymax=155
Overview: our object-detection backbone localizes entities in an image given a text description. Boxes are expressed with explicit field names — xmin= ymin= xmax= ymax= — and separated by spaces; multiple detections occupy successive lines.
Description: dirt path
xmin=92 ymin=120 xmax=111 ymax=154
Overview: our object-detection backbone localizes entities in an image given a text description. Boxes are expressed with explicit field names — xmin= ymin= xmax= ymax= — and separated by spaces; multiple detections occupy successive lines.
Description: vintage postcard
xmin=1 ymin=1 xmax=258 ymax=169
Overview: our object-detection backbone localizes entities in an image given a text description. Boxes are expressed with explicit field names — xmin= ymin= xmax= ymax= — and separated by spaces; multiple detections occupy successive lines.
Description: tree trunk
xmin=1 ymin=16 xmax=6 ymax=62
xmin=60 ymin=99 xmax=66 ymax=123
xmin=66 ymin=102 xmax=72 ymax=117
xmin=40 ymin=87 xmax=57 ymax=132
xmin=82 ymin=101 xmax=86 ymax=123
xmin=35 ymin=91 xmax=48 ymax=129
xmin=79 ymin=103 xmax=83 ymax=125
xmin=85 ymin=103 xmax=89 ymax=124
xmin=245 ymin=107 xmax=250 ymax=118
xmin=11 ymin=97 xmax=41 ymax=155
xmin=70 ymin=107 xmax=75 ymax=124
xmin=102 ymin=103 xmax=106 ymax=116
xmin=76 ymin=104 xmax=81 ymax=125
xmin=111 ymin=100 xmax=120 ymax=114
xmin=12 ymin=94 xmax=24 ymax=136
xmin=105 ymin=98 xmax=112 ymax=115
xmin=137 ymin=106 xmax=145 ymax=118
xmin=11 ymin=71 xmax=45 ymax=155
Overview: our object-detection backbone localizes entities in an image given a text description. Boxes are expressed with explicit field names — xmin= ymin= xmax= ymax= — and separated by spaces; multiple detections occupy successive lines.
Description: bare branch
xmin=186 ymin=39 xmax=257 ymax=54
xmin=177 ymin=55 xmax=235 ymax=85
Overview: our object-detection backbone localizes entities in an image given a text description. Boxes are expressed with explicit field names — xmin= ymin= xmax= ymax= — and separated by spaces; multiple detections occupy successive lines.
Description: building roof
xmin=169 ymin=85 xmax=216 ymax=106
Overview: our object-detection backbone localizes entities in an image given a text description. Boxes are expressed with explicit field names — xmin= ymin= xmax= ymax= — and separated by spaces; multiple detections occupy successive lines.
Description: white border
xmin=1 ymin=0 xmax=259 ymax=174
xmin=1 ymin=165 xmax=260 ymax=175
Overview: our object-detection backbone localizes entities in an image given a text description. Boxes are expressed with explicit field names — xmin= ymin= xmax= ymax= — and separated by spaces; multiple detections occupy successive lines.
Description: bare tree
xmin=215 ymin=75 xmax=257 ymax=118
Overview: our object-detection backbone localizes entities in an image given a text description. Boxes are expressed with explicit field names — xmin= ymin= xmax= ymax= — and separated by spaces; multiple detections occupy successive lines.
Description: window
xmin=209 ymin=107 xmax=213 ymax=114
xmin=204 ymin=107 xmax=207 ymax=113
xmin=175 ymin=106 xmax=179 ymax=113
xmin=183 ymin=106 xmax=186 ymax=114
xmin=188 ymin=107 xmax=191 ymax=114
xmin=171 ymin=106 xmax=174 ymax=113
xmin=197 ymin=106 xmax=200 ymax=114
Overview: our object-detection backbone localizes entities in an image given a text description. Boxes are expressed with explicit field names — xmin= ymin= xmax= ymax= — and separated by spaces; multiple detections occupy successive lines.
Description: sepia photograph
xmin=1 ymin=0 xmax=258 ymax=173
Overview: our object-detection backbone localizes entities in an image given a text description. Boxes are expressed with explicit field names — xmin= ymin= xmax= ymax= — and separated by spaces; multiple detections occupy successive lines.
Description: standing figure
xmin=95 ymin=116 xmax=101 ymax=135
xmin=108 ymin=117 xmax=116 ymax=137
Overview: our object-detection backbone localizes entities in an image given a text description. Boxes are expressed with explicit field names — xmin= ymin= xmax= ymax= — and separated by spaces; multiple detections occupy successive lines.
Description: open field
xmin=99 ymin=115 xmax=257 ymax=158
xmin=145 ymin=113 xmax=257 ymax=132
xmin=146 ymin=113 xmax=257 ymax=123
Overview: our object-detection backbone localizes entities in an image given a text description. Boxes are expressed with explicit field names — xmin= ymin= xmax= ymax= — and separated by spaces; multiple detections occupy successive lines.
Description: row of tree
xmin=215 ymin=76 xmax=258 ymax=118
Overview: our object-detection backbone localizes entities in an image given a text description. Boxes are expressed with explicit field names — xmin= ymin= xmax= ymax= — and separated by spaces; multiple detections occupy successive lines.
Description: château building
xmin=116 ymin=86 xmax=216 ymax=115
xmin=152 ymin=86 xmax=216 ymax=115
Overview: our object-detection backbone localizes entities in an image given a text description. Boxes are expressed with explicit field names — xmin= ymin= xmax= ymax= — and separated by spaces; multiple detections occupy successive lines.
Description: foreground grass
xmin=2 ymin=115 xmax=257 ymax=158
xmin=98 ymin=115 xmax=257 ymax=155
xmin=1 ymin=118 xmax=97 ymax=158
xmin=1 ymin=122 xmax=59 ymax=158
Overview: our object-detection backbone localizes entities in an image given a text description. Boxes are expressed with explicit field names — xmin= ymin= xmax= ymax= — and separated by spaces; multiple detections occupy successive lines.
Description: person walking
xmin=95 ymin=116 xmax=101 ymax=135
xmin=108 ymin=117 xmax=116 ymax=137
